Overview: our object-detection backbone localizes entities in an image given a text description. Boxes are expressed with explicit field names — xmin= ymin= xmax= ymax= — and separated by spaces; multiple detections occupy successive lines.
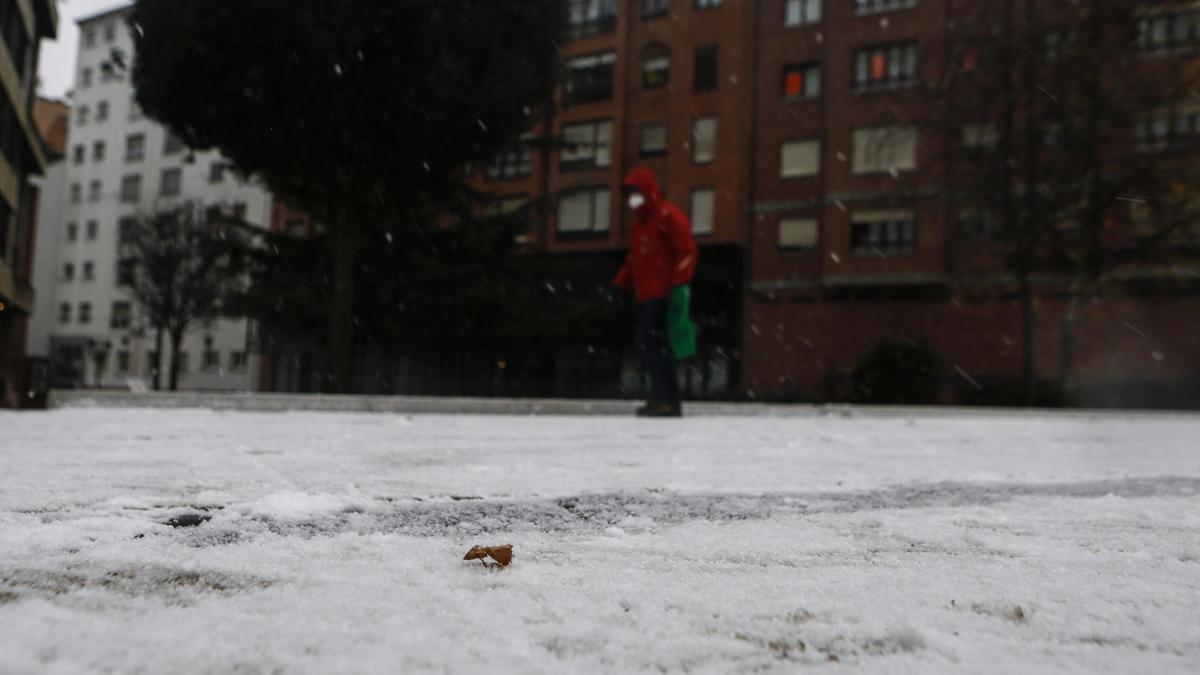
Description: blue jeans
xmin=636 ymin=299 xmax=681 ymax=409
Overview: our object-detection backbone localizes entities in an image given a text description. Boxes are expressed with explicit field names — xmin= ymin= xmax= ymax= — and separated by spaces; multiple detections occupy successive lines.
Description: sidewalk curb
xmin=45 ymin=389 xmax=1200 ymax=419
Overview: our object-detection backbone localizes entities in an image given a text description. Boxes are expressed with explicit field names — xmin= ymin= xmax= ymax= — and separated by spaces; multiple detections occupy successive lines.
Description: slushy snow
xmin=1 ymin=408 xmax=1199 ymax=674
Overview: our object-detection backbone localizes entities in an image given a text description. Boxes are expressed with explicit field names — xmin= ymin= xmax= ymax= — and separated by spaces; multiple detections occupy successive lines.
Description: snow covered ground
xmin=1 ymin=407 xmax=1199 ymax=674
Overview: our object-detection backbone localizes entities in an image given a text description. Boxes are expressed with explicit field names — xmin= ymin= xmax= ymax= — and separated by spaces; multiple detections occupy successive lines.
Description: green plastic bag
xmin=667 ymin=285 xmax=697 ymax=361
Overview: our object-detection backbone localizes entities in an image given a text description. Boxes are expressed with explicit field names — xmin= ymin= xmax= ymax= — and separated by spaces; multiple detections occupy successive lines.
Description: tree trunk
xmin=169 ymin=330 xmax=184 ymax=391
xmin=1057 ymin=276 xmax=1083 ymax=400
xmin=1019 ymin=0 xmax=1038 ymax=405
xmin=153 ymin=326 xmax=164 ymax=391
xmin=326 ymin=215 xmax=358 ymax=394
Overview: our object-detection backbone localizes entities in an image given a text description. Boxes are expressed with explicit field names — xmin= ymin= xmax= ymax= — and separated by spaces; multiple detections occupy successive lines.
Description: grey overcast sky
xmin=37 ymin=0 xmax=130 ymax=101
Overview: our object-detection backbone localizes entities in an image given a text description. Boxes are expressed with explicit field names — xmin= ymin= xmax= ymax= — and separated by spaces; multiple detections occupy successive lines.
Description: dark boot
xmin=637 ymin=401 xmax=682 ymax=418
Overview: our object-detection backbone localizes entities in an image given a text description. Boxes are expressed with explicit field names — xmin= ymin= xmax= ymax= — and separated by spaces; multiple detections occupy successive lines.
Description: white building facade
xmin=30 ymin=5 xmax=272 ymax=391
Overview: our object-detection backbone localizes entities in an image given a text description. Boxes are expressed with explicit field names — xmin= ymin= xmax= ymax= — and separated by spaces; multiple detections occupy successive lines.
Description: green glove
xmin=666 ymin=285 xmax=697 ymax=361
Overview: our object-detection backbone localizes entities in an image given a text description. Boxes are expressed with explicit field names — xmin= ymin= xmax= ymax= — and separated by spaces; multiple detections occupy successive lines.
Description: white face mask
xmin=628 ymin=193 xmax=646 ymax=210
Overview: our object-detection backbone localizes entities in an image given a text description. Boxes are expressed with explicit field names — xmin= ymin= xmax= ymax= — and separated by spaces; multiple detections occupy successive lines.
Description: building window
xmin=202 ymin=350 xmax=221 ymax=372
xmin=852 ymin=125 xmax=918 ymax=175
xmin=63 ymin=263 xmax=74 ymax=281
xmin=86 ymin=220 xmax=99 ymax=240
xmin=59 ymin=303 xmax=71 ymax=323
xmin=961 ymin=123 xmax=999 ymax=158
xmin=854 ymin=42 xmax=918 ymax=90
xmin=639 ymin=122 xmax=668 ymax=157
xmin=557 ymin=187 xmax=611 ymax=235
xmin=782 ymin=63 xmax=821 ymax=100
xmin=564 ymin=52 xmax=617 ymax=106
xmin=104 ymin=20 xmax=117 ymax=42
xmin=693 ymin=44 xmax=718 ymax=92
xmin=566 ymin=0 xmax=618 ymax=40
xmin=209 ymin=162 xmax=226 ymax=183
xmin=120 ymin=175 xmax=142 ymax=203
xmin=93 ymin=141 xmax=106 ymax=162
xmin=70 ymin=184 xmax=82 ymax=204
xmin=81 ymin=67 xmax=92 ymax=88
xmin=118 ymin=217 xmax=137 ymax=245
xmin=126 ymin=134 xmax=146 ymax=162
xmin=116 ymin=351 xmax=131 ymax=373
xmin=851 ymin=210 xmax=916 ymax=255
xmin=696 ymin=0 xmax=722 ymax=8
xmin=1138 ymin=9 xmax=1200 ymax=53
xmin=692 ymin=116 xmax=717 ymax=163
xmin=160 ymin=168 xmax=182 ymax=196
xmin=779 ymin=218 xmax=819 ymax=251
xmin=780 ymin=140 xmax=820 ymax=178
xmin=117 ymin=259 xmax=135 ymax=286
xmin=177 ymin=352 xmax=189 ymax=374
xmin=644 ymin=0 xmax=669 ymax=17
xmin=89 ymin=181 xmax=102 ymax=202
xmin=1135 ymin=107 xmax=1200 ymax=152
xmin=487 ymin=134 xmax=533 ymax=180
xmin=163 ymin=133 xmax=185 ymax=155
xmin=643 ymin=44 xmax=670 ymax=89
xmin=785 ymin=0 xmax=822 ymax=26
xmin=230 ymin=352 xmax=247 ymax=372
xmin=83 ymin=26 xmax=96 ymax=48
xmin=78 ymin=303 xmax=92 ymax=324
xmin=77 ymin=106 xmax=89 ymax=126
xmin=959 ymin=209 xmax=1002 ymax=239
xmin=97 ymin=101 xmax=109 ymax=122
xmin=67 ymin=223 xmax=78 ymax=242
xmin=73 ymin=145 xmax=85 ymax=164
xmin=561 ymin=119 xmax=613 ymax=170
xmin=83 ymin=262 xmax=95 ymax=281
xmin=111 ymin=302 xmax=132 ymax=329
xmin=854 ymin=0 xmax=917 ymax=16
xmin=690 ymin=189 xmax=715 ymax=235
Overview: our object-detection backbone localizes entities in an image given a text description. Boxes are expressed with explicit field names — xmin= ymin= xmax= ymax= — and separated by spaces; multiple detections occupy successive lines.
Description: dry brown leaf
xmin=463 ymin=544 xmax=513 ymax=567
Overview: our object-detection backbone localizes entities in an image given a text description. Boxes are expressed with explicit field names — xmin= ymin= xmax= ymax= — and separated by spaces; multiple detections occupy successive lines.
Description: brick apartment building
xmin=0 ymin=0 xmax=57 ymax=408
xmin=464 ymin=0 xmax=1200 ymax=407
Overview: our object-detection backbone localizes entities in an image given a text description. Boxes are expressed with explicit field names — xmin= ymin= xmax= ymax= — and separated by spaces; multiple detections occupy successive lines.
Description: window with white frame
xmin=566 ymin=0 xmax=618 ymax=40
xmin=1138 ymin=9 xmax=1200 ymax=53
xmin=854 ymin=41 xmax=918 ymax=90
xmin=782 ymin=63 xmax=821 ymax=100
xmin=564 ymin=52 xmax=617 ymax=106
xmin=561 ymin=119 xmax=613 ymax=170
xmin=643 ymin=44 xmax=670 ymax=89
xmin=111 ymin=302 xmax=132 ymax=329
xmin=850 ymin=209 xmax=916 ymax=254
xmin=557 ymin=187 xmax=612 ymax=234
xmin=125 ymin=134 xmax=145 ymax=161
xmin=640 ymin=122 xmax=668 ymax=157
xmin=120 ymin=175 xmax=142 ymax=203
xmin=690 ymin=189 xmax=715 ymax=234
xmin=692 ymin=116 xmax=717 ymax=163
xmin=487 ymin=134 xmax=534 ymax=180
xmin=160 ymin=168 xmax=182 ymax=196
xmin=779 ymin=218 xmax=818 ymax=250
xmin=852 ymin=125 xmax=917 ymax=175
xmin=780 ymin=140 xmax=820 ymax=178
xmin=854 ymin=0 xmax=917 ymax=16
xmin=785 ymin=0 xmax=821 ymax=26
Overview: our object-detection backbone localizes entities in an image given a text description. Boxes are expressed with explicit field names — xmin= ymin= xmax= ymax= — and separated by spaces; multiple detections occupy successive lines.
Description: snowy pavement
xmin=1 ymin=408 xmax=1199 ymax=674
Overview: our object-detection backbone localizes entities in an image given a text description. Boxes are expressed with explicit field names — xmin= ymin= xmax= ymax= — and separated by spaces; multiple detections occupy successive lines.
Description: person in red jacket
xmin=613 ymin=168 xmax=698 ymax=417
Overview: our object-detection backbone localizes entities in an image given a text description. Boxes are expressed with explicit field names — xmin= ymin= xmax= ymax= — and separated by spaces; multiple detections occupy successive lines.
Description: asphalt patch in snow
xmin=173 ymin=475 xmax=1200 ymax=542
xmin=0 ymin=566 xmax=272 ymax=606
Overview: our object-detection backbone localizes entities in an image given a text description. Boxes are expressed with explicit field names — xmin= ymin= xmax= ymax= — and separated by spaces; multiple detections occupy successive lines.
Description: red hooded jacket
xmin=612 ymin=169 xmax=699 ymax=303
